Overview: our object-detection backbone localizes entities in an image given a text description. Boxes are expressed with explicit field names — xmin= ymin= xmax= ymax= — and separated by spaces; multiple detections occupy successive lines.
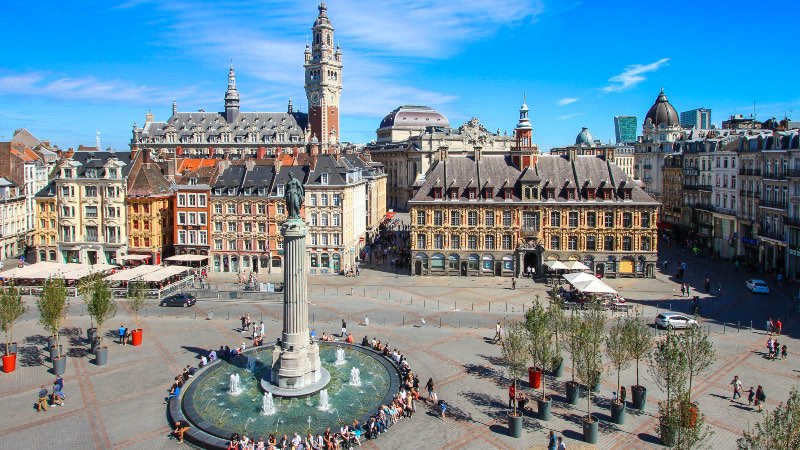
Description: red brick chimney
xmin=257 ymin=146 xmax=267 ymax=159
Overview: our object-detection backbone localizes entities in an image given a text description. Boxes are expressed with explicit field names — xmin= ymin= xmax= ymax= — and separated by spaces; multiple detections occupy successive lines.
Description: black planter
xmin=566 ymin=381 xmax=580 ymax=405
xmin=53 ymin=356 xmax=66 ymax=375
xmin=95 ymin=347 xmax=108 ymax=366
xmin=591 ymin=381 xmax=601 ymax=393
xmin=631 ymin=385 xmax=647 ymax=410
xmin=538 ymin=398 xmax=552 ymax=421
xmin=583 ymin=416 xmax=599 ymax=444
xmin=3 ymin=342 xmax=17 ymax=355
xmin=90 ymin=337 xmax=100 ymax=354
xmin=48 ymin=336 xmax=57 ymax=348
xmin=49 ymin=345 xmax=62 ymax=360
xmin=551 ymin=358 xmax=564 ymax=378
xmin=87 ymin=327 xmax=97 ymax=343
xmin=611 ymin=401 xmax=626 ymax=424
xmin=507 ymin=412 xmax=523 ymax=438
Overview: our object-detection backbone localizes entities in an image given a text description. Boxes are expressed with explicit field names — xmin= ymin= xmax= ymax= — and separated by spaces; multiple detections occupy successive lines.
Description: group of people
xmin=730 ymin=376 xmax=768 ymax=413
xmin=766 ymin=337 xmax=787 ymax=361
xmin=36 ymin=375 xmax=65 ymax=412
xmin=767 ymin=317 xmax=783 ymax=336
xmin=240 ymin=314 xmax=268 ymax=346
xmin=508 ymin=384 xmax=529 ymax=414
xmin=225 ymin=426 xmax=362 ymax=450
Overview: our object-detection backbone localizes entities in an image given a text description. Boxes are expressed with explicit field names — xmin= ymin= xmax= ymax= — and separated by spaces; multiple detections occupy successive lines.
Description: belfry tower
xmin=511 ymin=95 xmax=538 ymax=168
xmin=304 ymin=2 xmax=342 ymax=151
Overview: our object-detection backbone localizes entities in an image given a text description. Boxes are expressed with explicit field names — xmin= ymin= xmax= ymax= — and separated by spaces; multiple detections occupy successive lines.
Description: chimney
xmin=257 ymin=146 xmax=267 ymax=159
xmin=130 ymin=145 xmax=139 ymax=161
xmin=65 ymin=148 xmax=75 ymax=159
xmin=208 ymin=147 xmax=215 ymax=158
xmin=176 ymin=146 xmax=183 ymax=156
xmin=143 ymin=148 xmax=151 ymax=164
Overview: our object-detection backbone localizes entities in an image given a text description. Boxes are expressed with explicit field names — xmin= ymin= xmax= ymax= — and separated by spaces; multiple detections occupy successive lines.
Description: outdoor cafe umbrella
xmin=571 ymin=278 xmax=617 ymax=294
xmin=563 ymin=260 xmax=590 ymax=271
xmin=562 ymin=272 xmax=597 ymax=285
xmin=544 ymin=260 xmax=569 ymax=271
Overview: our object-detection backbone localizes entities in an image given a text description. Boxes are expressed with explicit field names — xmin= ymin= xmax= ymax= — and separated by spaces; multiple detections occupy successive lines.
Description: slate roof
xmin=58 ymin=151 xmax=132 ymax=178
xmin=271 ymin=165 xmax=309 ymax=197
xmin=138 ymin=111 xmax=308 ymax=144
xmin=128 ymin=163 xmax=172 ymax=197
xmin=306 ymin=154 xmax=350 ymax=186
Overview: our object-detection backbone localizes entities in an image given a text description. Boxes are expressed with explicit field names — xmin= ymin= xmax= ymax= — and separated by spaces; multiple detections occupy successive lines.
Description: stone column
xmin=281 ymin=218 xmax=309 ymax=351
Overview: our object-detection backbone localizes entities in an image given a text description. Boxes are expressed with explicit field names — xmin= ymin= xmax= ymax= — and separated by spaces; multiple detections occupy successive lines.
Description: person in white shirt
xmin=557 ymin=436 xmax=566 ymax=450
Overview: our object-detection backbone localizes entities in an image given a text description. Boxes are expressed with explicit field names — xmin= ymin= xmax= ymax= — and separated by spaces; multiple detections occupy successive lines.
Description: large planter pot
xmin=3 ymin=342 xmax=17 ymax=355
xmin=48 ymin=336 xmax=57 ymax=348
xmin=90 ymin=337 xmax=100 ymax=354
xmin=582 ymin=415 xmax=599 ymax=444
xmin=538 ymin=398 xmax=552 ymax=421
xmin=566 ymin=381 xmax=580 ymax=405
xmin=87 ymin=327 xmax=97 ymax=343
xmin=531 ymin=368 xmax=543 ymax=389
xmin=591 ymin=381 xmax=601 ymax=393
xmin=551 ymin=358 xmax=564 ymax=378
xmin=1 ymin=353 xmax=17 ymax=373
xmin=659 ymin=422 xmax=676 ymax=446
xmin=49 ymin=345 xmax=62 ymax=360
xmin=631 ymin=385 xmax=647 ymax=410
xmin=131 ymin=329 xmax=143 ymax=346
xmin=507 ymin=412 xmax=523 ymax=438
xmin=53 ymin=356 xmax=66 ymax=375
xmin=611 ymin=401 xmax=626 ymax=424
xmin=95 ymin=347 xmax=108 ymax=366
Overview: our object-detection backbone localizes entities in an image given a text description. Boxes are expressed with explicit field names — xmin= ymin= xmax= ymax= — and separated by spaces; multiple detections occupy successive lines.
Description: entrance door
xmin=495 ymin=261 xmax=502 ymax=276
xmin=415 ymin=260 xmax=422 ymax=276
xmin=524 ymin=252 xmax=540 ymax=277
xmin=460 ymin=262 xmax=467 ymax=276
xmin=87 ymin=251 xmax=97 ymax=265
xmin=596 ymin=263 xmax=606 ymax=277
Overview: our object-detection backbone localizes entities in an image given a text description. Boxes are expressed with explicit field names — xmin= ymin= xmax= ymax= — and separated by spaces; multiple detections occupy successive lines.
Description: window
xmin=434 ymin=234 xmax=444 ymax=249
xmin=198 ymin=212 xmax=207 ymax=225
xmin=188 ymin=212 xmax=196 ymax=225
xmin=258 ymin=222 xmax=266 ymax=233
xmin=604 ymin=235 xmax=615 ymax=251
xmin=61 ymin=186 xmax=70 ymax=197
xmin=214 ymin=239 xmax=223 ymax=250
xmin=568 ymin=211 xmax=578 ymax=227
xmin=502 ymin=234 xmax=512 ymax=250
xmin=198 ymin=194 xmax=206 ymax=207
xmin=311 ymin=213 xmax=318 ymax=226
xmin=321 ymin=173 xmax=329 ymax=184
xmin=641 ymin=212 xmax=651 ymax=228
xmin=416 ymin=234 xmax=426 ymax=249
xmin=522 ymin=211 xmax=539 ymax=231
xmin=85 ymin=186 xmax=97 ymax=197
xmin=332 ymin=194 xmax=341 ymax=206
xmin=276 ymin=184 xmax=285 ymax=196
xmin=321 ymin=214 xmax=329 ymax=226
xmin=244 ymin=222 xmax=252 ymax=232
xmin=277 ymin=204 xmax=285 ymax=215
xmin=416 ymin=211 xmax=426 ymax=225
xmin=214 ymin=221 xmax=222 ymax=232
xmin=586 ymin=235 xmax=596 ymax=251
xmin=605 ymin=212 xmax=614 ymax=228
xmin=568 ymin=235 xmax=578 ymax=250
xmin=258 ymin=240 xmax=266 ymax=251
xmin=451 ymin=211 xmax=461 ymax=226
xmin=622 ymin=212 xmax=632 ymax=228
xmin=178 ymin=212 xmax=186 ymax=225
xmin=503 ymin=210 xmax=512 ymax=227
xmin=311 ymin=234 xmax=317 ymax=245
xmin=244 ymin=240 xmax=253 ymax=251
xmin=485 ymin=235 xmax=495 ymax=249
xmin=550 ymin=235 xmax=560 ymax=250
xmin=243 ymin=204 xmax=252 ymax=215
xmin=587 ymin=212 xmax=597 ymax=228
xmin=332 ymin=214 xmax=340 ymax=226
xmin=107 ymin=207 xmax=117 ymax=218
xmin=178 ymin=230 xmax=186 ymax=244
xmin=550 ymin=211 xmax=561 ymax=227
xmin=434 ymin=211 xmax=443 ymax=226
xmin=258 ymin=204 xmax=266 ymax=214
xmin=188 ymin=194 xmax=196 ymax=207
xmin=214 ymin=204 xmax=222 ymax=214
xmin=310 ymin=194 xmax=317 ymax=206
xmin=641 ymin=236 xmax=651 ymax=251
xmin=321 ymin=194 xmax=328 ymax=206
xmin=623 ymin=236 xmax=632 ymax=251
xmin=485 ymin=211 xmax=495 ymax=226
xmin=468 ymin=211 xmax=478 ymax=226
xmin=228 ymin=222 xmax=236 ymax=232
xmin=228 ymin=239 xmax=237 ymax=250
xmin=451 ymin=235 xmax=461 ymax=249
xmin=85 ymin=206 xmax=98 ymax=218
xmin=227 ymin=204 xmax=235 ymax=214
xmin=198 ymin=231 xmax=207 ymax=245
xmin=333 ymin=234 xmax=341 ymax=246
xmin=468 ymin=235 xmax=477 ymax=249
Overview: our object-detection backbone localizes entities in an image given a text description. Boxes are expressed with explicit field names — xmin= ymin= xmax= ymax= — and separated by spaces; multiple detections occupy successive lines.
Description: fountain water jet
xmin=246 ymin=356 xmax=257 ymax=372
xmin=317 ymin=389 xmax=330 ymax=411
xmin=349 ymin=367 xmax=361 ymax=387
xmin=261 ymin=392 xmax=277 ymax=416
xmin=334 ymin=348 xmax=346 ymax=366
xmin=229 ymin=373 xmax=244 ymax=396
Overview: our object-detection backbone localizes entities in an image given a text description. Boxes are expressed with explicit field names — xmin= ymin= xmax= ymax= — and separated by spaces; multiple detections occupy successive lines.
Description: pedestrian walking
xmin=730 ymin=375 xmax=742 ymax=400
xmin=548 ymin=431 xmax=558 ymax=450
xmin=511 ymin=277 xmax=516 ymax=290
xmin=241 ymin=315 xmax=247 ymax=332
xmin=685 ymin=284 xmax=691 ymax=297
xmin=425 ymin=378 xmax=436 ymax=402
xmin=557 ymin=437 xmax=567 ymax=450
xmin=767 ymin=318 xmax=773 ymax=335
xmin=493 ymin=321 xmax=502 ymax=343
xmin=341 ymin=319 xmax=347 ymax=337
xmin=680 ymin=284 xmax=686 ymax=296
xmin=508 ymin=384 xmax=516 ymax=409
xmin=620 ymin=386 xmax=627 ymax=405
xmin=782 ymin=344 xmax=788 ymax=360
xmin=747 ymin=386 xmax=755 ymax=406
xmin=775 ymin=318 xmax=783 ymax=336
xmin=37 ymin=385 xmax=48 ymax=411
xmin=755 ymin=385 xmax=766 ymax=412
xmin=364 ymin=315 xmax=370 ymax=326
xmin=118 ymin=325 xmax=126 ymax=345
xmin=438 ymin=399 xmax=447 ymax=420
xmin=704 ymin=277 xmax=710 ymax=293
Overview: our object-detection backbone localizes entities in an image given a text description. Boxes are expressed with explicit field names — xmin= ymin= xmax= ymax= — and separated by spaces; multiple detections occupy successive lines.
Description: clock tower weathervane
xmin=304 ymin=2 xmax=342 ymax=152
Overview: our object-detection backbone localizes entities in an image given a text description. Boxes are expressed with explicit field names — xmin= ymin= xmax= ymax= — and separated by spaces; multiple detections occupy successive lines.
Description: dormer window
xmin=214 ymin=188 xmax=222 ymax=195
xmin=433 ymin=187 xmax=443 ymax=199
xmin=504 ymin=188 xmax=512 ymax=200
xmin=623 ymin=189 xmax=632 ymax=200
xmin=321 ymin=173 xmax=329 ymax=185
xmin=468 ymin=188 xmax=476 ymax=200
xmin=484 ymin=188 xmax=493 ymax=199
xmin=546 ymin=189 xmax=555 ymax=200
xmin=63 ymin=169 xmax=73 ymax=178
xmin=567 ymin=189 xmax=576 ymax=200
xmin=586 ymin=188 xmax=595 ymax=200
xmin=277 ymin=184 xmax=285 ymax=196
xmin=188 ymin=177 xmax=198 ymax=186
xmin=449 ymin=188 xmax=458 ymax=200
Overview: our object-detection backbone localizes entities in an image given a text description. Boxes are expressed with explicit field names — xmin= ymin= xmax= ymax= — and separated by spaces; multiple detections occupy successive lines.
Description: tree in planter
xmin=572 ymin=305 xmax=606 ymax=426
xmin=525 ymin=298 xmax=556 ymax=404
xmin=606 ymin=317 xmax=632 ymax=404
xmin=649 ymin=331 xmax=688 ymax=444
xmin=501 ymin=320 xmax=530 ymax=418
xmin=625 ymin=309 xmax=655 ymax=402
xmin=86 ymin=278 xmax=117 ymax=350
xmin=678 ymin=325 xmax=715 ymax=405
xmin=78 ymin=272 xmax=104 ymax=330
xmin=0 ymin=284 xmax=26 ymax=354
xmin=660 ymin=392 xmax=714 ymax=449
xmin=37 ymin=277 xmax=68 ymax=358
xmin=127 ymin=280 xmax=148 ymax=332
xmin=547 ymin=289 xmax=566 ymax=374
xmin=738 ymin=386 xmax=800 ymax=449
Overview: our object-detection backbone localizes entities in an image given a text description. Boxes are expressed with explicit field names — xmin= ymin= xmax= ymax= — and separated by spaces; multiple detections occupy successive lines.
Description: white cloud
xmin=602 ymin=58 xmax=670 ymax=93
xmin=558 ymin=112 xmax=584 ymax=120
xmin=557 ymin=97 xmax=579 ymax=106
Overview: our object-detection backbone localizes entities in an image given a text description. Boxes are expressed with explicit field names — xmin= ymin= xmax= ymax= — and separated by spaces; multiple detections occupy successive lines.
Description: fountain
xmin=317 ymin=389 xmax=330 ymax=411
xmin=246 ymin=356 xmax=257 ymax=372
xmin=349 ymin=367 xmax=362 ymax=387
xmin=262 ymin=392 xmax=277 ymax=416
xmin=334 ymin=348 xmax=346 ymax=365
xmin=229 ymin=373 xmax=243 ymax=396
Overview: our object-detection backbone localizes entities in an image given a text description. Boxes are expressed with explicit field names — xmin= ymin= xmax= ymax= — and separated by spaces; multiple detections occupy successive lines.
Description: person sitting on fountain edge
xmin=361 ymin=336 xmax=369 ymax=346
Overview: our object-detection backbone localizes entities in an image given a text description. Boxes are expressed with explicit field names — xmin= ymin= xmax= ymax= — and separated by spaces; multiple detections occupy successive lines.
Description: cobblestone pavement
xmin=2 ymin=246 xmax=799 ymax=449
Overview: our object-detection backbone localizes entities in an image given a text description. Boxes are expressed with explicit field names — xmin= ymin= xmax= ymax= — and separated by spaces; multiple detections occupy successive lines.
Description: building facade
xmin=34 ymin=185 xmax=58 ymax=262
xmin=711 ymin=142 xmax=739 ymax=258
xmin=634 ymin=89 xmax=685 ymax=198
xmin=126 ymin=149 xmax=174 ymax=264
xmin=304 ymin=2 xmax=342 ymax=148
xmin=173 ymin=159 xmax=216 ymax=257
xmin=0 ymin=179 xmax=27 ymax=259
xmin=680 ymin=108 xmax=712 ymax=130
xmin=614 ymin=116 xmax=637 ymax=144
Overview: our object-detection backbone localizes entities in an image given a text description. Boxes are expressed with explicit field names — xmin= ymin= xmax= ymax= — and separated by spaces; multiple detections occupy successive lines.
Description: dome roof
xmin=379 ymin=105 xmax=450 ymax=130
xmin=575 ymin=127 xmax=594 ymax=146
xmin=645 ymin=89 xmax=680 ymax=127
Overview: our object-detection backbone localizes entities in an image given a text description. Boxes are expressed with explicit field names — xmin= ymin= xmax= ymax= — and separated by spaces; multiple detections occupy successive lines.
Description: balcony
xmin=785 ymin=216 xmax=800 ymax=228
xmin=521 ymin=227 xmax=540 ymax=237
xmin=763 ymin=172 xmax=787 ymax=181
xmin=740 ymin=189 xmax=761 ymax=198
xmin=787 ymin=169 xmax=800 ymax=178
xmin=643 ymin=164 xmax=653 ymax=169
xmin=739 ymin=168 xmax=761 ymax=176
xmin=759 ymin=230 xmax=786 ymax=242
xmin=683 ymin=184 xmax=713 ymax=191
xmin=694 ymin=204 xmax=715 ymax=212
xmin=760 ymin=200 xmax=788 ymax=210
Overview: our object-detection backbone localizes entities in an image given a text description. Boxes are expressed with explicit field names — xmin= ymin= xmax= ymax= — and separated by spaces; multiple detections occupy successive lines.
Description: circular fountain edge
xmin=259 ymin=366 xmax=331 ymax=398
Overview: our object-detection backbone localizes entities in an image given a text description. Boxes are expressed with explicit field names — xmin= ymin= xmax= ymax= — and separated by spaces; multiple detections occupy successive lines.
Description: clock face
xmin=310 ymin=93 xmax=320 ymax=106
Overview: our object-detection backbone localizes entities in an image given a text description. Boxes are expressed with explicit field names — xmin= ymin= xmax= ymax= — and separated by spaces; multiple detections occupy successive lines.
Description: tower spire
xmin=225 ymin=64 xmax=240 ymax=123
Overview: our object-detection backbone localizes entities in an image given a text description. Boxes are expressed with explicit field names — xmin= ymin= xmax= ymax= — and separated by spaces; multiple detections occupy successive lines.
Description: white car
xmin=745 ymin=279 xmax=770 ymax=294
xmin=655 ymin=313 xmax=699 ymax=330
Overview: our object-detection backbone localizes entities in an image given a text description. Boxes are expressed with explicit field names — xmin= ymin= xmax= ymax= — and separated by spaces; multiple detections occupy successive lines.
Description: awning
xmin=544 ymin=260 xmax=569 ymax=271
xmin=105 ymin=265 xmax=162 ymax=282
xmin=118 ymin=254 xmax=150 ymax=262
xmin=572 ymin=278 xmax=617 ymax=294
xmin=165 ymin=255 xmax=209 ymax=262
xmin=563 ymin=260 xmax=590 ymax=271
xmin=142 ymin=266 xmax=190 ymax=282
xmin=562 ymin=272 xmax=597 ymax=285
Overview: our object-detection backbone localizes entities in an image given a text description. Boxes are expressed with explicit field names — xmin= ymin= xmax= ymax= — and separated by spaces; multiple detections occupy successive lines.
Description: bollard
xmin=194 ymin=311 xmax=197 ymax=319
xmin=389 ymin=292 xmax=391 ymax=301
xmin=228 ymin=310 xmax=230 ymax=320
xmin=261 ymin=312 xmax=263 ymax=322
xmin=364 ymin=288 xmax=366 ymax=296
xmin=669 ymin=303 xmax=671 ymax=312
xmin=402 ymin=317 xmax=405 ymax=327
xmin=459 ymin=318 xmax=461 ymax=328
xmin=350 ymin=288 xmax=354 ymax=296
xmin=424 ymin=299 xmax=426 ymax=308
xmin=750 ymin=320 xmax=753 ymax=331
xmin=439 ymin=317 xmax=442 ymax=328
xmin=411 ymin=297 xmax=413 ymax=306
xmin=723 ymin=322 xmax=726 ymax=334
xmin=336 ymin=288 xmax=339 ymax=296
xmin=506 ymin=302 xmax=508 ymax=312
xmin=437 ymin=300 xmax=440 ymax=310
xmin=145 ymin=307 xmax=148 ymax=317
xmin=472 ymin=302 xmax=474 ymax=311
xmin=324 ymin=287 xmax=327 ymax=295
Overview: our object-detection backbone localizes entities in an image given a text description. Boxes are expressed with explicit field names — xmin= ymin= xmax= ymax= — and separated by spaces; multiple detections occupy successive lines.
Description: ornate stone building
xmin=173 ymin=159 xmax=216 ymax=257
xmin=34 ymin=184 xmax=58 ymax=262
xmin=550 ymin=127 xmax=635 ymax=179
xmin=634 ymin=89 xmax=685 ymax=199
xmin=0 ymin=178 xmax=27 ymax=260
xmin=304 ymin=2 xmax=342 ymax=148
xmin=126 ymin=149 xmax=174 ymax=264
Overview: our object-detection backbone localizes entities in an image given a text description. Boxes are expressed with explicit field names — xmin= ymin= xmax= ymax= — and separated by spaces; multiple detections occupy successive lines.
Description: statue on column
xmin=285 ymin=172 xmax=304 ymax=219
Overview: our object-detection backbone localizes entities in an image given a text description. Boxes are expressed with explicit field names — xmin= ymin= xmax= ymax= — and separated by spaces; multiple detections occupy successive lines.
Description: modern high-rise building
xmin=614 ymin=116 xmax=637 ymax=143
xmin=680 ymin=108 xmax=711 ymax=129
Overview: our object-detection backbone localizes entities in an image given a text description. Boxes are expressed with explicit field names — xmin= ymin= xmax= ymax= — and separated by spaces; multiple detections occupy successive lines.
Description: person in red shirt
xmin=508 ymin=384 xmax=516 ymax=408
xmin=776 ymin=319 xmax=783 ymax=336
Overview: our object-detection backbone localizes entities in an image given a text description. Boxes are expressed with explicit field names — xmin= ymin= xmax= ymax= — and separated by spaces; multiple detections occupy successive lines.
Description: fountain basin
xmin=260 ymin=367 xmax=331 ymax=398
xmin=171 ymin=342 xmax=400 ymax=449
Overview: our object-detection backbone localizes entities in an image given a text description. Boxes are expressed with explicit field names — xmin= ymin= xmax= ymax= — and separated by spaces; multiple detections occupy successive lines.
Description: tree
xmin=625 ymin=309 xmax=655 ymax=389
xmin=563 ymin=311 xmax=582 ymax=384
xmin=86 ymin=277 xmax=116 ymax=348
xmin=37 ymin=277 xmax=68 ymax=358
xmin=573 ymin=305 xmax=606 ymax=422
xmin=679 ymin=326 xmax=715 ymax=405
xmin=0 ymin=284 xmax=26 ymax=354
xmin=649 ymin=331 xmax=689 ymax=444
xmin=127 ymin=280 xmax=148 ymax=331
xmin=738 ymin=386 xmax=800 ymax=449
xmin=78 ymin=272 xmax=104 ymax=329
xmin=547 ymin=288 xmax=567 ymax=371
xmin=501 ymin=321 xmax=530 ymax=417
xmin=606 ymin=317 xmax=632 ymax=403
xmin=525 ymin=297 xmax=555 ymax=401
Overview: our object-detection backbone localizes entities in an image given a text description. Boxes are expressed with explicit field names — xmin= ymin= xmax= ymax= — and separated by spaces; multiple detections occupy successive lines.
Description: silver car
xmin=655 ymin=312 xmax=699 ymax=330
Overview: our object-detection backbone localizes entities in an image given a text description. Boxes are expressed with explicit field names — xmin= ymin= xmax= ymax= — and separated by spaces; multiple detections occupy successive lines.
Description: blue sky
xmin=1 ymin=0 xmax=799 ymax=151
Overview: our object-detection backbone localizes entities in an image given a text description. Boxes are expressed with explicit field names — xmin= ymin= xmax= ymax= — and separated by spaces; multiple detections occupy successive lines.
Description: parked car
xmin=655 ymin=312 xmax=699 ymax=330
xmin=745 ymin=279 xmax=770 ymax=294
xmin=160 ymin=293 xmax=196 ymax=307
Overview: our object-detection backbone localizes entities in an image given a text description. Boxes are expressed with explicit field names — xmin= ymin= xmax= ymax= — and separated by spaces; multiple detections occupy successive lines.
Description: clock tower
xmin=305 ymin=2 xmax=342 ymax=152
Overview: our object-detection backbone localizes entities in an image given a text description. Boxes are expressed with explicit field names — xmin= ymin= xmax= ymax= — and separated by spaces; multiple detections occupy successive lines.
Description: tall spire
xmin=516 ymin=94 xmax=532 ymax=130
xmin=225 ymin=64 xmax=240 ymax=123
